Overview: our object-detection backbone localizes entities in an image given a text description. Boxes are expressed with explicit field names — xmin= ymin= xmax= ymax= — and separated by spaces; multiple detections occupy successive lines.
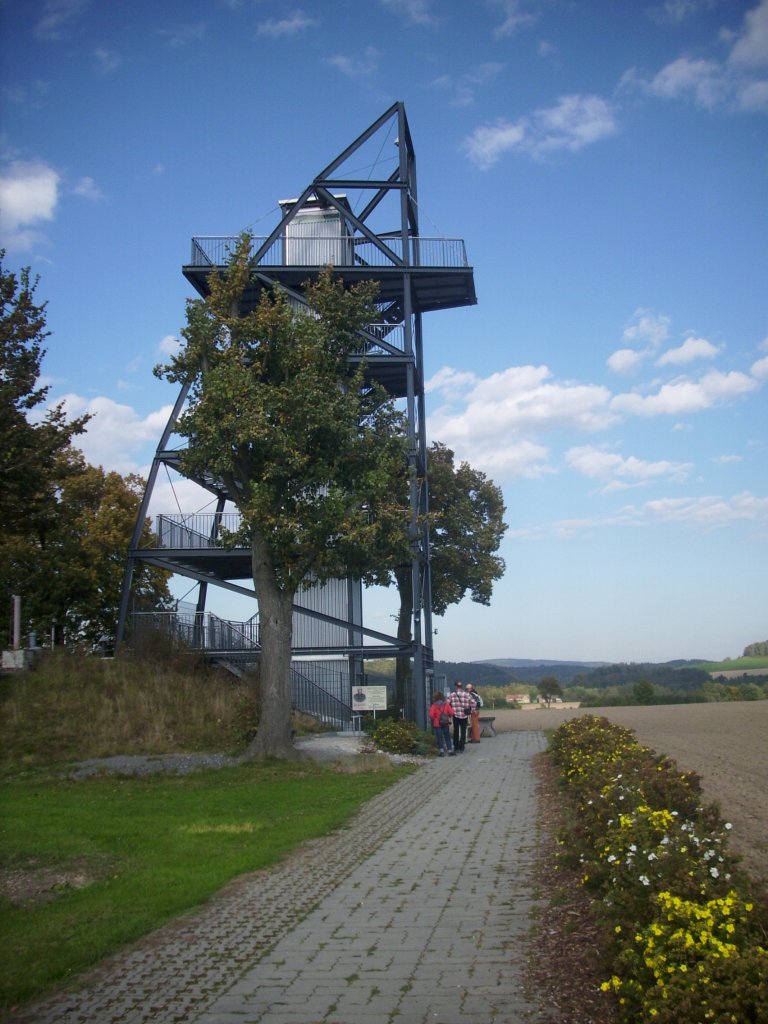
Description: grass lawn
xmin=0 ymin=759 xmax=412 ymax=1012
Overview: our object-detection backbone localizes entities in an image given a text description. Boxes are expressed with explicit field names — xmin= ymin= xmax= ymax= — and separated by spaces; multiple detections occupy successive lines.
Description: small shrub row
xmin=549 ymin=715 xmax=768 ymax=1024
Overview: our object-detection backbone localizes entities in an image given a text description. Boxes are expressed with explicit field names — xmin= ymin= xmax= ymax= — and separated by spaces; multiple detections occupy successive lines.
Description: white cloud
xmin=34 ymin=0 xmax=90 ymax=41
xmin=427 ymin=364 xmax=616 ymax=479
xmin=461 ymin=118 xmax=527 ymax=169
xmin=566 ymin=444 xmax=692 ymax=490
xmin=425 ymin=366 xmax=479 ymax=396
xmin=656 ymin=335 xmax=720 ymax=366
xmin=256 ymin=10 xmax=320 ymax=37
xmin=146 ymin=475 xmax=217 ymax=524
xmin=0 ymin=160 xmax=60 ymax=251
xmin=72 ymin=176 xmax=103 ymax=201
xmin=379 ymin=0 xmax=436 ymax=26
xmin=642 ymin=491 xmax=768 ymax=529
xmin=431 ymin=63 xmax=505 ymax=107
xmin=649 ymin=56 xmax=727 ymax=109
xmin=157 ymin=334 xmax=182 ymax=357
xmin=751 ymin=354 xmax=768 ymax=379
xmin=462 ymin=93 xmax=617 ymax=168
xmin=57 ymin=394 xmax=174 ymax=474
xmin=491 ymin=0 xmax=535 ymax=38
xmin=648 ymin=0 xmax=715 ymax=25
xmin=325 ymin=48 xmax=379 ymax=78
xmin=729 ymin=0 xmax=768 ymax=67
xmin=451 ymin=438 xmax=554 ymax=480
xmin=634 ymin=2 xmax=768 ymax=114
xmin=159 ymin=22 xmax=207 ymax=48
xmin=554 ymin=491 xmax=768 ymax=536
xmin=608 ymin=310 xmax=671 ymax=373
xmin=737 ymin=78 xmax=768 ymax=111
xmin=607 ymin=348 xmax=645 ymax=374
xmin=623 ymin=309 xmax=671 ymax=348
xmin=612 ymin=369 xmax=758 ymax=417
xmin=94 ymin=46 xmax=121 ymax=74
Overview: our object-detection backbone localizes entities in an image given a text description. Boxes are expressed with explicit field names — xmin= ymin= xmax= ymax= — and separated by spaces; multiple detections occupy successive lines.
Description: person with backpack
xmin=465 ymin=682 xmax=483 ymax=743
xmin=428 ymin=692 xmax=455 ymax=756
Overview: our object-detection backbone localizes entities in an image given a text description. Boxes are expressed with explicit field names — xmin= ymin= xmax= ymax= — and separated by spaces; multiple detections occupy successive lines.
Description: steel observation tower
xmin=117 ymin=102 xmax=476 ymax=728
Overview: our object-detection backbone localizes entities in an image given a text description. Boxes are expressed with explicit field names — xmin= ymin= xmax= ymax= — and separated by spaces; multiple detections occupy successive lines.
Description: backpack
xmin=438 ymin=702 xmax=451 ymax=726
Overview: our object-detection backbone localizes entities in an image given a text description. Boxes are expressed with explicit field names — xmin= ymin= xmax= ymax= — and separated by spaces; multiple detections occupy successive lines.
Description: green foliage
xmin=391 ymin=445 xmax=507 ymax=704
xmin=372 ymin=718 xmax=418 ymax=754
xmin=155 ymin=240 xmax=410 ymax=757
xmin=427 ymin=442 xmax=507 ymax=614
xmin=0 ymin=255 xmax=93 ymax=645
xmin=549 ymin=715 xmax=768 ymax=1024
xmin=0 ymin=256 xmax=169 ymax=646
xmin=3 ymin=464 xmax=170 ymax=647
xmin=157 ymin=247 xmax=407 ymax=595
xmin=572 ymin=663 xmax=712 ymax=691
xmin=743 ymin=641 xmax=768 ymax=658
xmin=538 ymin=675 xmax=563 ymax=707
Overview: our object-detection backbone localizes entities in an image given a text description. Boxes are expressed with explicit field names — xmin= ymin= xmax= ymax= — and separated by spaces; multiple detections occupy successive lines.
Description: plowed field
xmin=493 ymin=701 xmax=768 ymax=884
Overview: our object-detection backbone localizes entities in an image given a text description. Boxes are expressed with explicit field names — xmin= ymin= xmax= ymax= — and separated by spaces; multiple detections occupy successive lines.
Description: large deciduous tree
xmin=0 ymin=252 xmax=90 ymax=540
xmin=0 ymin=253 xmax=169 ymax=648
xmin=157 ymin=237 xmax=407 ymax=759
xmin=2 ymin=461 xmax=170 ymax=646
xmin=393 ymin=442 xmax=507 ymax=709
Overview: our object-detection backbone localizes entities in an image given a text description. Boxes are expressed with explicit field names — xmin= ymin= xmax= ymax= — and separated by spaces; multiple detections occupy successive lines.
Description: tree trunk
xmin=242 ymin=536 xmax=297 ymax=760
xmin=394 ymin=566 xmax=413 ymax=715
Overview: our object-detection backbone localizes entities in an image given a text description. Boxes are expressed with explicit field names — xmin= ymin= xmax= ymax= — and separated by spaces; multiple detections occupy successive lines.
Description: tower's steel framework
xmin=117 ymin=102 xmax=475 ymax=727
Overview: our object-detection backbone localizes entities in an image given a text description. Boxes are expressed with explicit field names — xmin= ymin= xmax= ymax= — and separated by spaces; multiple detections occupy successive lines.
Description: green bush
xmin=372 ymin=718 xmax=418 ymax=754
xmin=550 ymin=715 xmax=768 ymax=1024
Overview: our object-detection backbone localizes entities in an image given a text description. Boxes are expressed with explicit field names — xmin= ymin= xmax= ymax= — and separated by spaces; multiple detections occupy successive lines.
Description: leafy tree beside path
xmin=156 ymin=238 xmax=407 ymax=760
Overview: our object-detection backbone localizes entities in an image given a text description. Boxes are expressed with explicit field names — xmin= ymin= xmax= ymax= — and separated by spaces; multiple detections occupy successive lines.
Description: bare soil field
xmin=492 ymin=701 xmax=768 ymax=885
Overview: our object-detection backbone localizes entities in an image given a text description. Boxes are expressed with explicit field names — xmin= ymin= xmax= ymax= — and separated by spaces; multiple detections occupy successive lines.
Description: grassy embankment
xmin=0 ymin=650 xmax=412 ymax=1013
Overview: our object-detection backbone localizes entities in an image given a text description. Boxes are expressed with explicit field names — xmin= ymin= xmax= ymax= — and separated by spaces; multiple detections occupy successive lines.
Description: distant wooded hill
xmin=364 ymin=655 xmax=768 ymax=692
xmin=437 ymin=660 xmax=605 ymax=687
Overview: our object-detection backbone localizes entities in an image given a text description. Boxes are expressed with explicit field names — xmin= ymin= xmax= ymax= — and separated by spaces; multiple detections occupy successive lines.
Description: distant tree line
xmin=432 ymin=658 xmax=768 ymax=708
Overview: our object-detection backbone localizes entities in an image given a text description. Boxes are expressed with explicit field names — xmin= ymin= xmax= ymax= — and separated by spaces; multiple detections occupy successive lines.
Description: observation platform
xmin=182 ymin=234 xmax=477 ymax=314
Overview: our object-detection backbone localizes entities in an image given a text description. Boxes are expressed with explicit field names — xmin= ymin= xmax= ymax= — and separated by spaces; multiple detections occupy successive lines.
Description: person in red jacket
xmin=428 ymin=692 xmax=455 ymax=756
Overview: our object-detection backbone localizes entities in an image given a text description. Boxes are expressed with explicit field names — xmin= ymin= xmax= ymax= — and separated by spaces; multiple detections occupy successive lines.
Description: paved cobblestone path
xmin=17 ymin=731 xmax=551 ymax=1024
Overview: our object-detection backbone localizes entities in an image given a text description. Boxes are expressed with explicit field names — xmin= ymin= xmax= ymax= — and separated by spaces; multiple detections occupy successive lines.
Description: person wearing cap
xmin=465 ymin=682 xmax=483 ymax=743
xmin=446 ymin=680 xmax=476 ymax=753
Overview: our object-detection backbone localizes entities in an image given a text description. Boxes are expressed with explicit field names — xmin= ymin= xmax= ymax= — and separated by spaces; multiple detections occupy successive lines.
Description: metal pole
xmin=12 ymin=595 xmax=21 ymax=650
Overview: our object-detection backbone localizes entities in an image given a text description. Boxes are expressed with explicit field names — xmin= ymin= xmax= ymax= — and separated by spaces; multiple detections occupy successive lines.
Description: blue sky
xmin=1 ymin=0 xmax=766 ymax=664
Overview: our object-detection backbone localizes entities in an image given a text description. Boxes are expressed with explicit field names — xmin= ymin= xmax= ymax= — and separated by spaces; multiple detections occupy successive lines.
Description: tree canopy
xmin=0 ymin=252 xmax=90 ymax=540
xmin=392 ymin=442 xmax=507 ymax=708
xmin=156 ymin=237 xmax=408 ymax=757
xmin=1 ymin=253 xmax=169 ymax=648
xmin=538 ymin=675 xmax=563 ymax=707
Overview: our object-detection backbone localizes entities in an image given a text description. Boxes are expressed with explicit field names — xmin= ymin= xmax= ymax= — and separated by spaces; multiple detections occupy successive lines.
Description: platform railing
xmin=156 ymin=514 xmax=244 ymax=550
xmin=189 ymin=236 xmax=468 ymax=270
xmin=129 ymin=611 xmax=354 ymax=727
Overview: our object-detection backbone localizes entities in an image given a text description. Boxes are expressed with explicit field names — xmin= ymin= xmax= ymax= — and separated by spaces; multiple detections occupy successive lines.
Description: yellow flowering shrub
xmin=550 ymin=716 xmax=768 ymax=1024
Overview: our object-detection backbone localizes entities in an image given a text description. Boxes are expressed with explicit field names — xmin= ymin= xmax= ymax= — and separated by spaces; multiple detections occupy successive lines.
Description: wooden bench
xmin=478 ymin=716 xmax=497 ymax=737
